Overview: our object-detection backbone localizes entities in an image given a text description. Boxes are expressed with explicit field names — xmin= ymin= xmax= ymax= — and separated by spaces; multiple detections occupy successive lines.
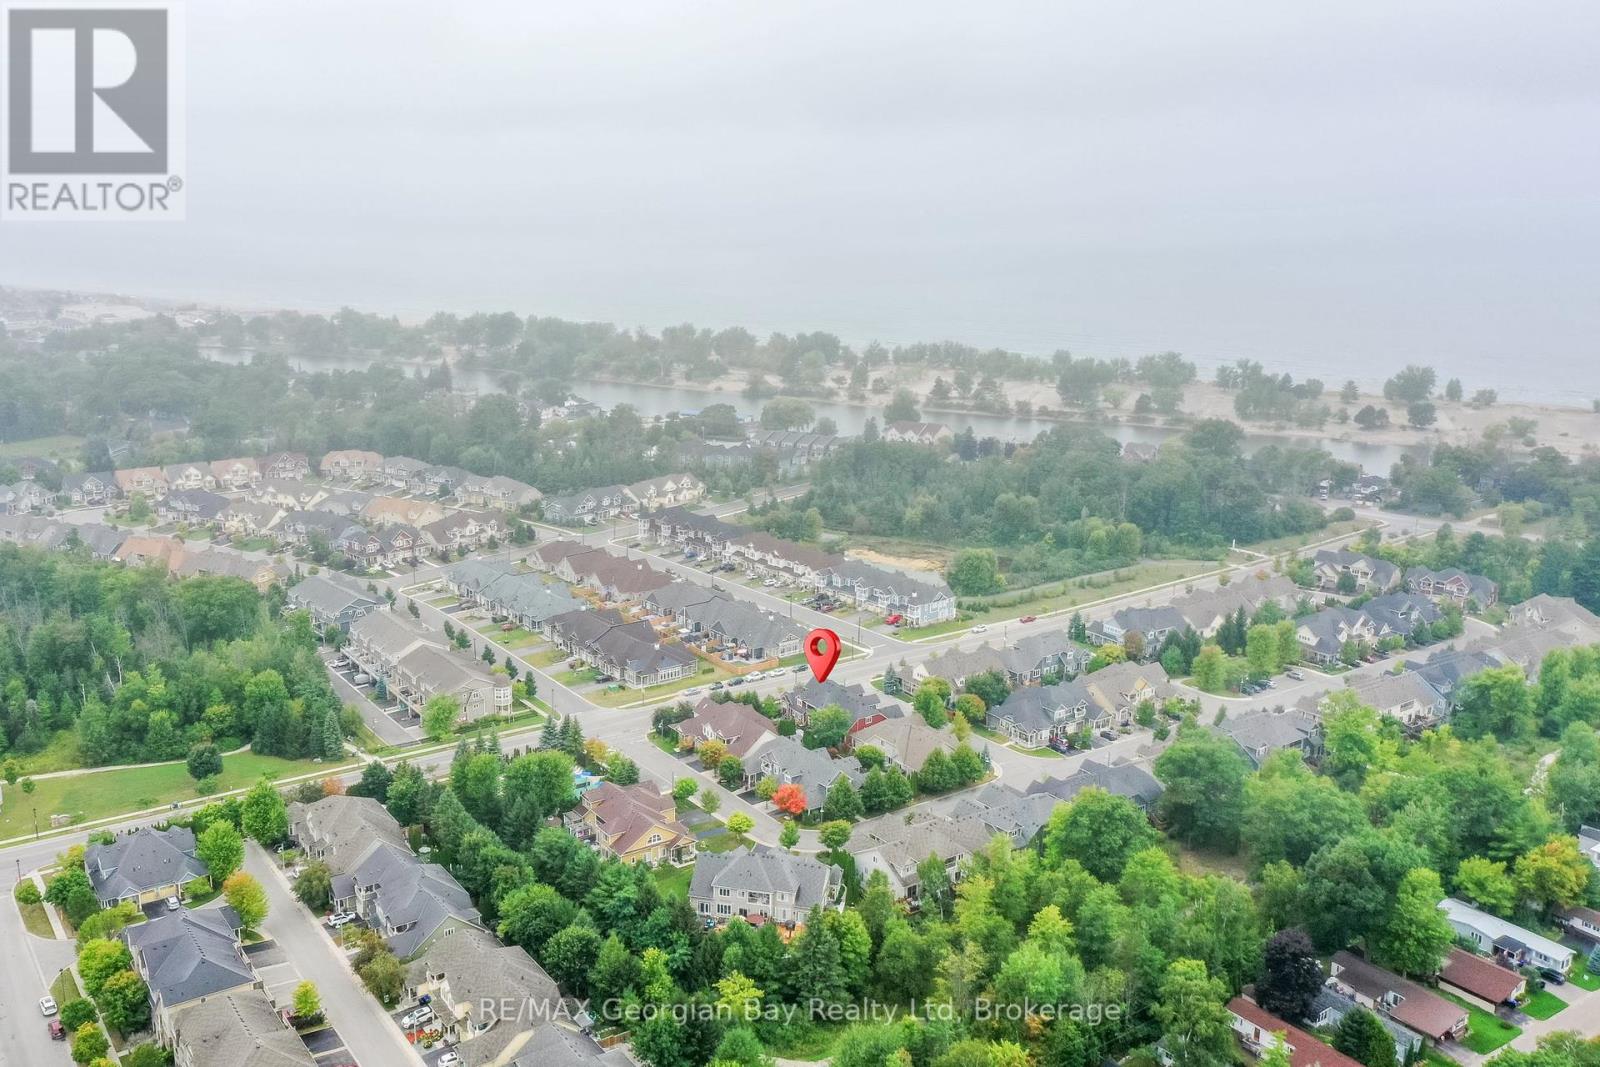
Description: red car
xmin=1019 ymin=615 xmax=1037 ymax=623
xmin=884 ymin=614 xmax=903 ymax=625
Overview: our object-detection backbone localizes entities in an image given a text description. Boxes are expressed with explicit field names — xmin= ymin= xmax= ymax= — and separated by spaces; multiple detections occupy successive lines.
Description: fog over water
xmin=4 ymin=1 xmax=1598 ymax=401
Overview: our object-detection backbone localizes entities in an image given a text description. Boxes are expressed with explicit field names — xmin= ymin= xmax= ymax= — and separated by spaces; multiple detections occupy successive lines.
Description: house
xmin=171 ymin=988 xmax=316 ymax=1067
xmin=1312 ymin=550 xmax=1401 ymax=594
xmin=1360 ymin=593 xmax=1443 ymax=639
xmin=318 ymin=449 xmax=384 ymax=480
xmin=848 ymin=810 xmax=995 ymax=901
xmin=9 ymin=455 xmax=59 ymax=483
xmin=638 ymin=505 xmax=745 ymax=557
xmin=987 ymin=681 xmax=1094 ymax=747
xmin=287 ymin=795 xmax=410 ymax=881
xmin=815 ymin=559 xmax=957 ymax=626
xmin=257 ymin=451 xmax=310 ymax=480
xmin=727 ymin=531 xmax=837 ymax=585
xmin=849 ymin=716 xmax=958 ymax=775
xmin=1026 ymin=760 xmax=1164 ymax=812
xmin=1438 ymin=947 xmax=1527 ymax=1009
xmin=1500 ymin=595 xmax=1600 ymax=642
xmin=219 ymin=499 xmax=285 ymax=537
xmin=1087 ymin=605 xmax=1187 ymax=653
xmin=881 ymin=422 xmax=953 ymax=446
xmin=159 ymin=488 xmax=230 ymax=524
xmin=114 ymin=466 xmax=167 ymax=495
xmin=676 ymin=698 xmax=779 ymax=757
xmin=1175 ymin=575 xmax=1302 ymax=638
xmin=941 ymin=781 xmax=1058 ymax=846
xmin=287 ymin=573 xmax=383 ymax=635
xmin=642 ymin=582 xmax=722 ymax=628
xmin=251 ymin=478 xmax=329 ymax=512
xmin=1227 ymin=996 xmax=1367 ymax=1067
xmin=1079 ymin=660 xmax=1170 ymax=722
xmin=163 ymin=462 xmax=215 ymax=492
xmin=587 ymin=624 xmax=698 ymax=688
xmin=422 ymin=464 xmax=475 ymax=496
xmin=0 ymin=480 xmax=52 ymax=513
xmin=563 ymin=782 xmax=693 ymax=865
xmin=337 ymin=522 xmax=422 ymax=569
xmin=61 ymin=471 xmax=119 ymax=506
xmin=493 ymin=1022 xmax=635 ymax=1067
xmin=1296 ymin=606 xmax=1379 ymax=665
xmin=458 ymin=473 xmax=542 ymax=511
xmin=1337 ymin=672 xmax=1448 ymax=730
xmin=568 ymin=552 xmax=672 ymax=603
xmin=919 ymin=643 xmax=1011 ymax=689
xmin=1439 ymin=898 xmax=1575 ymax=972
xmin=533 ymin=538 xmax=595 ymax=572
xmin=542 ymin=485 xmax=634 ymax=526
xmin=392 ymin=643 xmax=513 ymax=723
xmin=690 ymin=844 xmax=844 ymax=923
xmin=346 ymin=841 xmax=482 ymax=959
xmin=419 ymin=510 xmax=504 ymax=555
xmin=171 ymin=548 xmax=287 ymax=593
xmin=1307 ymin=988 xmax=1423 ymax=1065
xmin=1580 ymin=826 xmax=1600 ymax=871
xmin=626 ymin=472 xmax=704 ymax=511
xmin=1406 ymin=567 xmax=1497 ymax=610
xmin=123 ymin=908 xmax=259 ymax=1045
xmin=403 ymin=924 xmax=561 ymax=1048
xmin=362 ymin=495 xmax=446 ymax=529
xmin=444 ymin=562 xmax=581 ymax=630
xmin=783 ymin=678 xmax=897 ymax=732
xmin=1004 ymin=630 xmax=1093 ymax=684
xmin=68 ymin=522 xmax=127 ymax=559
xmin=209 ymin=456 xmax=261 ymax=490
xmin=1404 ymin=647 xmax=1500 ymax=706
xmin=1560 ymin=905 xmax=1600 ymax=942
xmin=381 ymin=456 xmax=432 ymax=491
xmin=1214 ymin=707 xmax=1322 ymax=767
xmin=695 ymin=597 xmax=805 ymax=662
xmin=740 ymin=734 xmax=863 ymax=812
xmin=85 ymin=826 xmax=209 ymax=906
xmin=1327 ymin=951 xmax=1469 ymax=1042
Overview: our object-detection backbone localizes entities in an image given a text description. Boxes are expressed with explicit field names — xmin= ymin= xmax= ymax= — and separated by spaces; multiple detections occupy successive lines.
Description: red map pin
xmin=804 ymin=628 xmax=842 ymax=683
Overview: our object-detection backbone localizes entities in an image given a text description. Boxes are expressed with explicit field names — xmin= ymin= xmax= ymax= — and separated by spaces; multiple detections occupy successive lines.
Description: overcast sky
xmin=4 ymin=0 xmax=1599 ymax=399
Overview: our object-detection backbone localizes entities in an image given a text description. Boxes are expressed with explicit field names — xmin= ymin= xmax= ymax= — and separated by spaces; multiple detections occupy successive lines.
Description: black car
xmin=1538 ymin=967 xmax=1567 ymax=986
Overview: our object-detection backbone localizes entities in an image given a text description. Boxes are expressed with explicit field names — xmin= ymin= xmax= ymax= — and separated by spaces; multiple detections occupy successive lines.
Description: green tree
xmin=543 ymin=924 xmax=603 ymax=996
xmin=292 ymin=980 xmax=322 ymax=1020
xmin=1043 ymin=787 xmax=1160 ymax=881
xmin=70 ymin=1022 xmax=109 ymax=1065
xmin=1155 ymin=725 xmax=1249 ymax=850
xmin=779 ymin=819 xmax=800 ymax=850
xmin=805 ymin=705 xmax=853 ymax=750
xmin=195 ymin=820 xmax=244 ymax=885
xmin=727 ymin=811 xmax=754 ymax=842
xmin=1453 ymin=856 xmax=1517 ymax=916
xmin=295 ymin=860 xmax=334 ymax=912
xmin=241 ymin=777 xmax=288 ymax=844
xmin=1371 ymin=868 xmax=1453 ymax=977
xmin=947 ymin=549 xmax=1003 ymax=595
xmin=1153 ymin=958 xmax=1235 ymax=1067
xmin=77 ymin=938 xmax=132 ymax=998
xmin=422 ymin=694 xmax=460 ymax=739
xmin=222 ymin=871 xmax=268 ymax=930
xmin=818 ymin=819 xmax=853 ymax=853
xmin=1191 ymin=645 xmax=1227 ymax=692
xmin=1514 ymin=837 xmax=1593 ymax=914
xmin=95 ymin=969 xmax=150 ymax=1033
xmin=823 ymin=778 xmax=864 ymax=821
xmin=185 ymin=743 xmax=223 ymax=781
xmin=1333 ymin=1008 xmax=1399 ymax=1067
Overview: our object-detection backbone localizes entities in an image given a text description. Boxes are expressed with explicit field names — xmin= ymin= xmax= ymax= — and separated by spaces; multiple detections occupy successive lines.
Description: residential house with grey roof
xmin=1026 ymin=759 xmax=1164 ymax=812
xmin=1087 ymin=605 xmax=1187 ymax=653
xmin=1336 ymin=671 xmax=1448 ymax=730
xmin=287 ymin=573 xmax=383 ymax=635
xmin=847 ymin=810 xmax=995 ymax=901
xmin=62 ymin=471 xmax=119 ymax=507
xmin=918 ymin=643 xmax=1011 ymax=689
xmin=1439 ymin=898 xmax=1575 ymax=972
xmin=1295 ymin=605 xmax=1379 ymax=665
xmin=1406 ymin=566 xmax=1497 ymax=609
xmin=287 ymin=794 xmax=410 ymax=882
xmin=1213 ymin=707 xmax=1322 ymax=767
xmin=158 ymin=488 xmax=230 ymax=525
xmin=782 ymin=678 xmax=900 ymax=732
xmin=1404 ymin=646 xmax=1500 ymax=706
xmin=347 ymin=841 xmax=483 ymax=959
xmin=403 ymin=924 xmax=561 ymax=1048
xmin=1312 ymin=550 xmax=1401 ymax=594
xmin=677 ymin=698 xmax=778 ymax=758
xmin=123 ymin=907 xmax=259 ymax=1045
xmin=171 ymin=987 xmax=316 ymax=1067
xmin=690 ymin=844 xmax=843 ymax=923
xmin=987 ymin=681 xmax=1096 ymax=747
xmin=815 ymin=559 xmax=956 ymax=626
xmin=1004 ymin=630 xmax=1092 ymax=684
xmin=695 ymin=596 xmax=805 ymax=662
xmin=626 ymin=473 xmax=704 ymax=511
xmin=740 ymin=735 xmax=863 ymax=813
xmin=542 ymin=485 xmax=633 ymax=526
xmin=849 ymin=716 xmax=958 ymax=774
xmin=86 ymin=826 xmax=209 ymax=906
xmin=1580 ymin=825 xmax=1600 ymax=871
xmin=941 ymin=781 xmax=1058 ymax=846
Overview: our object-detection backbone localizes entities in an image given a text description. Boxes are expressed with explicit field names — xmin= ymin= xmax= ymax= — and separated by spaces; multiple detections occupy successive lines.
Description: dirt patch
xmin=846 ymin=547 xmax=946 ymax=573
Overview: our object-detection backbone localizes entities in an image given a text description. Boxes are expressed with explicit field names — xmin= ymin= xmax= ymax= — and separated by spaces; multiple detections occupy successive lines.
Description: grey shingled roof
xmin=86 ymin=825 xmax=207 ymax=902
xmin=405 ymin=924 xmax=559 ymax=1024
xmin=123 ymin=907 xmax=256 ymax=1007
xmin=354 ymin=843 xmax=482 ymax=959
xmin=287 ymin=795 xmax=408 ymax=877
xmin=1026 ymin=759 xmax=1164 ymax=808
xmin=690 ymin=844 xmax=840 ymax=908
xmin=173 ymin=988 xmax=315 ymax=1067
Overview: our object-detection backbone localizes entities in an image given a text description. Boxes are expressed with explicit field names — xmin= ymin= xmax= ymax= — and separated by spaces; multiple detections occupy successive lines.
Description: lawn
xmin=899 ymin=617 xmax=978 ymax=640
xmin=1243 ymin=518 xmax=1373 ymax=556
xmin=969 ymin=722 xmax=1011 ymax=744
xmin=1013 ymin=744 xmax=1064 ymax=758
xmin=6 ymin=730 xmax=85 ymax=775
xmin=427 ymin=595 xmax=459 ymax=607
xmin=761 ymin=1019 xmax=851 ymax=1061
xmin=0 ymin=434 xmax=84 ymax=460
xmin=651 ymin=863 xmax=694 ymax=900
xmin=1441 ymin=993 xmax=1521 ymax=1054
xmin=14 ymin=883 xmax=54 ymax=938
xmin=1521 ymin=989 xmax=1567 ymax=1020
xmin=50 ymin=968 xmax=81 ymax=1006
xmin=957 ymin=559 xmax=1219 ymax=622
xmin=523 ymin=648 xmax=566 ymax=667
xmin=697 ymin=830 xmax=744 ymax=853
xmin=554 ymin=667 xmax=599 ymax=686
xmin=589 ymin=666 xmax=730 ymax=708
xmin=1569 ymin=968 xmax=1600 ymax=991
xmin=0 ymin=751 xmax=346 ymax=841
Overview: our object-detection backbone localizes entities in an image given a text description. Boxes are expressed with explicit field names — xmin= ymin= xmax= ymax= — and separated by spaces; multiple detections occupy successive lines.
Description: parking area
xmin=246 ymin=939 xmax=360 ymax=1066
xmin=324 ymin=655 xmax=422 ymax=744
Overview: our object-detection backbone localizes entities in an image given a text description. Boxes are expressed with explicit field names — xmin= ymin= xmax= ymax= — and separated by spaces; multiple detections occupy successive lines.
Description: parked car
xmin=745 ymin=671 xmax=764 ymax=681
xmin=439 ymin=1053 xmax=462 ymax=1067
xmin=166 ymin=895 xmax=182 ymax=911
xmin=1539 ymin=968 xmax=1567 ymax=986
xmin=709 ymin=681 xmax=725 ymax=690
xmin=762 ymin=579 xmax=778 ymax=587
xmin=1285 ymin=669 xmax=1304 ymax=680
xmin=1019 ymin=615 xmax=1037 ymax=624
xmin=726 ymin=677 xmax=745 ymax=687
xmin=400 ymin=1006 xmax=435 ymax=1028
xmin=971 ymin=624 xmax=988 ymax=633
xmin=48 ymin=1020 xmax=65 ymax=1041
xmin=792 ymin=664 xmax=808 ymax=673
xmin=327 ymin=912 xmax=358 ymax=928
xmin=38 ymin=997 xmax=56 ymax=1017
xmin=884 ymin=613 xmax=903 ymax=626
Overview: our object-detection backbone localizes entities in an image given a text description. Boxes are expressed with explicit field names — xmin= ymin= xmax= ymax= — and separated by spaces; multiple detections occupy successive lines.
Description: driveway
xmin=246 ymin=843 xmax=423 ymax=1067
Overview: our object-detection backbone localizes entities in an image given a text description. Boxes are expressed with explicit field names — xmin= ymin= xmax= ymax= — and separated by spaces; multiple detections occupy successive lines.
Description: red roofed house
xmin=676 ymin=698 xmax=779 ymax=758
xmin=564 ymin=782 xmax=692 ymax=866
xmin=1228 ymin=997 xmax=1366 ymax=1067
xmin=1438 ymin=947 xmax=1526 ymax=1010
xmin=1328 ymin=951 xmax=1468 ymax=1042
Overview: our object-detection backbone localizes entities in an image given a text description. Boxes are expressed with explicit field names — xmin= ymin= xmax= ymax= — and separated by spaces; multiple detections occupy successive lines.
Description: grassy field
xmin=0 ymin=751 xmax=345 ymax=841
xmin=1521 ymin=989 xmax=1567 ymax=1020
xmin=524 ymin=648 xmax=566 ymax=667
xmin=1243 ymin=518 xmax=1373 ymax=556
xmin=958 ymin=559 xmax=1218 ymax=622
xmin=1569 ymin=968 xmax=1600 ymax=991
xmin=50 ymin=968 xmax=81 ymax=1006
xmin=1442 ymin=992 xmax=1521 ymax=1054
xmin=651 ymin=863 xmax=693 ymax=900
xmin=14 ymin=883 xmax=54 ymax=938
xmin=0 ymin=434 xmax=84 ymax=460
xmin=7 ymin=731 xmax=85 ymax=775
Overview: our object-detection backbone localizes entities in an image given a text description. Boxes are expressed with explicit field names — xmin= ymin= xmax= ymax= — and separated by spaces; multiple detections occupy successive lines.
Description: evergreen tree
xmin=1333 ymin=1008 xmax=1399 ymax=1067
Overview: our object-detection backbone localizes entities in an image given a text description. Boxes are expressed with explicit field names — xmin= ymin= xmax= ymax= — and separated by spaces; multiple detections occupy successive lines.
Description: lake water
xmin=202 ymin=346 xmax=1424 ymax=472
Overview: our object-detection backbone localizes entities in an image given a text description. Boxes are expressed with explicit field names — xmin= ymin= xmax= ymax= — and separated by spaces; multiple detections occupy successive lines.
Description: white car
xmin=438 ymin=1053 xmax=462 ymax=1067
xmin=762 ymin=578 xmax=778 ymax=587
xmin=970 ymin=624 xmax=989 ymax=633
xmin=165 ymin=895 xmax=182 ymax=911
xmin=327 ymin=912 xmax=358 ymax=928
xmin=38 ymin=997 xmax=57 ymax=1017
xmin=401 ymin=1006 xmax=435 ymax=1028
xmin=745 ymin=671 xmax=763 ymax=682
